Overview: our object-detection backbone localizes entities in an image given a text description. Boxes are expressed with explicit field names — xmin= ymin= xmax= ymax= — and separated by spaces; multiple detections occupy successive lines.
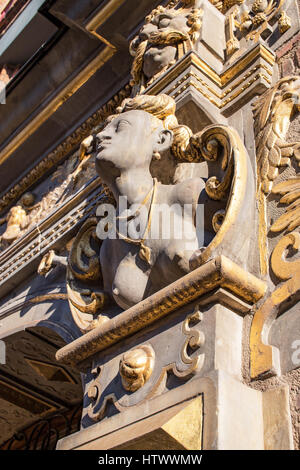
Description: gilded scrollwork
xmin=270 ymin=177 xmax=300 ymax=233
xmin=38 ymin=216 xmax=110 ymax=334
xmin=250 ymin=232 xmax=300 ymax=378
xmin=253 ymin=76 xmax=300 ymax=195
xmin=247 ymin=74 xmax=300 ymax=377
xmin=130 ymin=1 xmax=203 ymax=92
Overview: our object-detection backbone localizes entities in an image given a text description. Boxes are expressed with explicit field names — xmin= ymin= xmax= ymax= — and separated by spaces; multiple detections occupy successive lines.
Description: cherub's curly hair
xmin=114 ymin=93 xmax=199 ymax=162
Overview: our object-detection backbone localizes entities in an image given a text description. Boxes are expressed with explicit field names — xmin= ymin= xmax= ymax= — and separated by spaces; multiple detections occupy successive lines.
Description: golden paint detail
xmin=245 ymin=0 xmax=290 ymax=43
xmin=0 ymin=192 xmax=38 ymax=247
xmin=85 ymin=0 xmax=125 ymax=47
xmin=37 ymin=250 xmax=56 ymax=276
xmin=66 ymin=217 xmax=110 ymax=333
xmin=225 ymin=7 xmax=240 ymax=57
xmin=209 ymin=0 xmax=244 ymax=14
xmin=252 ymin=76 xmax=300 ymax=275
xmin=146 ymin=46 xmax=274 ymax=96
xmin=145 ymin=48 xmax=274 ymax=113
xmin=0 ymin=47 xmax=114 ymax=167
xmin=29 ymin=293 xmax=68 ymax=304
xmin=222 ymin=0 xmax=291 ymax=53
xmin=212 ymin=210 xmax=226 ymax=233
xmin=169 ymin=62 xmax=272 ymax=102
xmin=0 ymin=85 xmax=131 ymax=216
xmin=56 ymin=255 xmax=267 ymax=366
xmin=130 ymin=2 xmax=203 ymax=91
xmin=187 ymin=72 xmax=271 ymax=110
xmin=278 ymin=10 xmax=291 ymax=34
xmin=250 ymin=232 xmax=300 ymax=379
xmin=0 ymin=180 xmax=105 ymax=284
xmin=190 ymin=125 xmax=248 ymax=267
xmin=253 ymin=76 xmax=300 ymax=194
xmin=36 ymin=216 xmax=110 ymax=334
xmin=119 ymin=345 xmax=155 ymax=392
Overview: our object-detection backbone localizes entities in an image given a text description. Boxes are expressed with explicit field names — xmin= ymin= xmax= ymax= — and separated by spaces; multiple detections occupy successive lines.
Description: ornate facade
xmin=0 ymin=0 xmax=300 ymax=450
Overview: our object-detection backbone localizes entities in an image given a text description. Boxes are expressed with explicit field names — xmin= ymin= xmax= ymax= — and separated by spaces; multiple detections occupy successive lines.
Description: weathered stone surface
xmin=263 ymin=386 xmax=294 ymax=450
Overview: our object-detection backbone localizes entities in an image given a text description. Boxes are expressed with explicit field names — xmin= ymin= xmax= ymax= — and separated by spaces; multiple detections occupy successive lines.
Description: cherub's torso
xmin=100 ymin=178 xmax=205 ymax=310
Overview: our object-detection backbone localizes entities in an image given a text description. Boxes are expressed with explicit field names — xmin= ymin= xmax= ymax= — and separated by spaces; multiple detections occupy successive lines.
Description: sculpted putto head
xmin=95 ymin=94 xmax=194 ymax=185
xmin=130 ymin=2 xmax=202 ymax=89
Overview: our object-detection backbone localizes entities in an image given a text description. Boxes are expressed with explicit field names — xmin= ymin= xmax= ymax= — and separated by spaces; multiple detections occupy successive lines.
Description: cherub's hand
xmin=38 ymin=250 xmax=68 ymax=276
xmin=80 ymin=135 xmax=94 ymax=160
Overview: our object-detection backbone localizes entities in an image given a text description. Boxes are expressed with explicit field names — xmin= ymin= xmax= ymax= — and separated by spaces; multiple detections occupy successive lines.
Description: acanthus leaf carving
xmin=253 ymin=76 xmax=300 ymax=275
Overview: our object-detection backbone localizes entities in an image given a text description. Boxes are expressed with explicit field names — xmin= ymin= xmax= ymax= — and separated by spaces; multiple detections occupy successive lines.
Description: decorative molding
xmin=270 ymin=177 xmax=300 ymax=233
xmin=174 ymin=306 xmax=205 ymax=377
xmin=0 ymin=47 xmax=114 ymax=166
xmin=56 ymin=255 xmax=267 ymax=366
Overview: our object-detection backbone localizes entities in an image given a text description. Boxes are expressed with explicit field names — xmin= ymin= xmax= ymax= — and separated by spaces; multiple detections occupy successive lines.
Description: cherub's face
xmin=95 ymin=110 xmax=163 ymax=183
xmin=139 ymin=10 xmax=190 ymax=79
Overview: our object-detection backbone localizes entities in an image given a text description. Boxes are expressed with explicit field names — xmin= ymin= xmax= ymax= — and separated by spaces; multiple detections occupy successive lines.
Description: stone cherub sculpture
xmin=39 ymin=93 xmax=251 ymax=333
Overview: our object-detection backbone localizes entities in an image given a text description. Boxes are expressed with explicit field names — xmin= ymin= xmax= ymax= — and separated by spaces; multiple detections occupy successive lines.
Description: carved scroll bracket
xmin=250 ymin=231 xmax=300 ymax=379
xmin=171 ymin=306 xmax=205 ymax=377
xmin=253 ymin=76 xmax=300 ymax=276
